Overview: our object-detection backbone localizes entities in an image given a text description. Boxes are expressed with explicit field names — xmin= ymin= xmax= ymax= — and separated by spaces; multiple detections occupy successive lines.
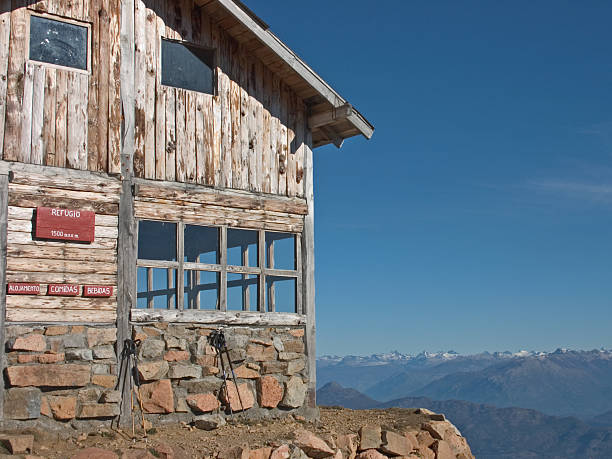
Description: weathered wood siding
xmin=5 ymin=165 xmax=120 ymax=323
xmin=0 ymin=0 xmax=122 ymax=173
xmin=133 ymin=0 xmax=306 ymax=197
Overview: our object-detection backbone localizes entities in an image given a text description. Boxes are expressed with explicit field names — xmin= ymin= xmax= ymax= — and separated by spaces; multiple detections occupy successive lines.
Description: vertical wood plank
xmin=144 ymin=0 xmax=156 ymax=179
xmin=287 ymin=91 xmax=297 ymax=197
xmin=302 ymin=130 xmax=316 ymax=407
xmin=295 ymin=233 xmax=302 ymax=314
xmin=108 ymin=0 xmax=122 ymax=174
xmin=97 ymin=0 xmax=110 ymax=172
xmin=175 ymin=89 xmax=186 ymax=182
xmin=185 ymin=91 xmax=196 ymax=182
xmin=258 ymin=230 xmax=265 ymax=312
xmin=42 ymin=67 xmax=56 ymax=166
xmin=267 ymin=240 xmax=275 ymax=312
xmin=241 ymin=246 xmax=249 ymax=311
xmin=54 ymin=70 xmax=67 ymax=168
xmin=247 ymin=57 xmax=256 ymax=191
xmin=238 ymin=49 xmax=248 ymax=190
xmin=195 ymin=93 xmax=205 ymax=184
xmin=164 ymin=88 xmax=176 ymax=181
xmin=87 ymin=0 xmax=100 ymax=171
xmin=261 ymin=66 xmax=272 ymax=194
xmin=230 ymin=43 xmax=241 ymax=191
xmin=30 ymin=64 xmax=45 ymax=164
xmin=78 ymin=72 xmax=88 ymax=169
xmin=220 ymin=34 xmax=232 ymax=188
xmin=154 ymin=0 xmax=166 ymax=179
xmin=177 ymin=221 xmax=184 ymax=310
xmin=210 ymin=24 xmax=222 ymax=186
xmin=18 ymin=62 xmax=33 ymax=163
xmin=133 ymin=0 xmax=146 ymax=178
xmin=0 ymin=171 xmax=8 ymax=419
xmin=203 ymin=93 xmax=214 ymax=186
xmin=269 ymin=74 xmax=279 ymax=195
xmin=3 ymin=0 xmax=27 ymax=161
xmin=117 ymin=0 xmax=136 ymax=426
xmin=278 ymin=83 xmax=288 ymax=196
xmin=255 ymin=60 xmax=264 ymax=193
xmin=295 ymin=101 xmax=305 ymax=198
xmin=0 ymin=0 xmax=12 ymax=159
xmin=66 ymin=72 xmax=80 ymax=169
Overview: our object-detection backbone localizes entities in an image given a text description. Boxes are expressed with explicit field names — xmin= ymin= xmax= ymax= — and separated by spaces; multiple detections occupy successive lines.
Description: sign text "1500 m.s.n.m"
xmin=35 ymin=206 xmax=95 ymax=242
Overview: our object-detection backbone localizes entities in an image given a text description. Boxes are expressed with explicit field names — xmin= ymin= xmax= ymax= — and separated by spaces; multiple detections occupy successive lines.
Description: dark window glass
xmin=184 ymin=270 xmax=219 ymax=310
xmin=138 ymin=220 xmax=176 ymax=261
xmin=227 ymin=273 xmax=258 ymax=311
xmin=137 ymin=267 xmax=176 ymax=309
xmin=29 ymin=15 xmax=88 ymax=70
xmin=184 ymin=225 xmax=218 ymax=264
xmin=265 ymin=232 xmax=295 ymax=270
xmin=161 ymin=39 xmax=214 ymax=94
xmin=227 ymin=229 xmax=258 ymax=267
xmin=266 ymin=276 xmax=296 ymax=313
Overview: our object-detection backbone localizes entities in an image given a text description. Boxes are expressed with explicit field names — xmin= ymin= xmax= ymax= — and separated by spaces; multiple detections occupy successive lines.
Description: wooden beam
xmin=320 ymin=126 xmax=344 ymax=149
xmin=308 ymin=103 xmax=352 ymax=130
xmin=131 ymin=309 xmax=306 ymax=326
xmin=302 ymin=127 xmax=317 ymax=408
xmin=0 ymin=168 xmax=8 ymax=420
xmin=117 ymin=0 xmax=136 ymax=426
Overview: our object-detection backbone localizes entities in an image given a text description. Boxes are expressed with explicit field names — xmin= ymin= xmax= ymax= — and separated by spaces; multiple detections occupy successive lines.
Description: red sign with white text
xmin=35 ymin=207 xmax=95 ymax=242
xmin=83 ymin=285 xmax=113 ymax=298
xmin=7 ymin=283 xmax=41 ymax=295
xmin=47 ymin=284 xmax=80 ymax=296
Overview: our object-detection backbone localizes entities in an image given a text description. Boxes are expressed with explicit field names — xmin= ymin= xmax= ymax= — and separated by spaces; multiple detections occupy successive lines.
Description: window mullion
xmin=177 ymin=221 xmax=185 ymax=311
xmin=295 ymin=233 xmax=302 ymax=314
xmin=258 ymin=230 xmax=265 ymax=312
xmin=220 ymin=226 xmax=227 ymax=311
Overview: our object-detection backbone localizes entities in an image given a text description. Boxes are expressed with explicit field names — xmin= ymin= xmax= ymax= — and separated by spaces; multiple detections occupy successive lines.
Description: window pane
xmin=265 ymin=232 xmax=295 ymax=270
xmin=29 ymin=15 xmax=88 ymax=70
xmin=227 ymin=273 xmax=259 ymax=311
xmin=184 ymin=270 xmax=219 ymax=310
xmin=138 ymin=220 xmax=176 ymax=261
xmin=227 ymin=229 xmax=258 ymax=267
xmin=137 ymin=267 xmax=176 ymax=309
xmin=266 ymin=276 xmax=296 ymax=313
xmin=161 ymin=39 xmax=214 ymax=94
xmin=185 ymin=225 xmax=218 ymax=264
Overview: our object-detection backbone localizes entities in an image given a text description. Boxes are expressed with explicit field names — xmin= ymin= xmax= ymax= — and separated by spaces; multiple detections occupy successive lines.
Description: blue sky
xmin=245 ymin=1 xmax=612 ymax=356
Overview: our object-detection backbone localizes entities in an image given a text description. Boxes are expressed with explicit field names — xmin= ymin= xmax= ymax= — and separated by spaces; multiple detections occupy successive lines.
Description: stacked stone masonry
xmin=2 ymin=323 xmax=308 ymax=425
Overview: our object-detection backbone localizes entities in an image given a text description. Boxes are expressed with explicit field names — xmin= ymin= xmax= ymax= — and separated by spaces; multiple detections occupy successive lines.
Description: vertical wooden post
xmin=301 ymin=129 xmax=316 ymax=408
xmin=220 ymin=226 xmax=227 ymax=311
xmin=117 ymin=0 xmax=136 ymax=426
xmin=0 ymin=162 xmax=9 ymax=420
xmin=177 ymin=221 xmax=184 ymax=310
xmin=258 ymin=230 xmax=265 ymax=312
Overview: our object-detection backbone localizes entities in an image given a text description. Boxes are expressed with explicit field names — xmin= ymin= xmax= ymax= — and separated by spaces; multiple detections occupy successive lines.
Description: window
xmin=29 ymin=14 xmax=89 ymax=71
xmin=161 ymin=38 xmax=215 ymax=94
xmin=136 ymin=222 xmax=301 ymax=313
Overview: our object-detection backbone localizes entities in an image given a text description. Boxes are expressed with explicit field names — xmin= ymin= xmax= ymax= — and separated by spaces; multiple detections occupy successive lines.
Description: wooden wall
xmin=133 ymin=0 xmax=306 ymax=198
xmin=5 ymin=166 xmax=120 ymax=322
xmin=0 ymin=0 xmax=122 ymax=173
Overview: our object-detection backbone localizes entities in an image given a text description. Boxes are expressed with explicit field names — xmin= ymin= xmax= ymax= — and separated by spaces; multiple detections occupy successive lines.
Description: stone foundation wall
xmin=2 ymin=322 xmax=309 ymax=427
xmin=3 ymin=324 xmax=119 ymax=424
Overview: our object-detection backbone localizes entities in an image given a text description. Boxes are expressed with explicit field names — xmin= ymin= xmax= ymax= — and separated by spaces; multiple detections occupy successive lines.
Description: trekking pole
xmin=216 ymin=347 xmax=233 ymax=416
xmin=122 ymin=339 xmax=148 ymax=438
xmin=222 ymin=346 xmax=244 ymax=411
xmin=209 ymin=329 xmax=244 ymax=413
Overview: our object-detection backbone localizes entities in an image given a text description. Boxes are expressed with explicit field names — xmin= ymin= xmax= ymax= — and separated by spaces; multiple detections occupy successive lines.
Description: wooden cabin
xmin=0 ymin=0 xmax=373 ymax=424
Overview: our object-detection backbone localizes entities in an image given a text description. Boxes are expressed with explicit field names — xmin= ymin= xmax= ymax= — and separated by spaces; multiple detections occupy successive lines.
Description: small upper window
xmin=29 ymin=15 xmax=88 ymax=71
xmin=161 ymin=38 xmax=215 ymax=94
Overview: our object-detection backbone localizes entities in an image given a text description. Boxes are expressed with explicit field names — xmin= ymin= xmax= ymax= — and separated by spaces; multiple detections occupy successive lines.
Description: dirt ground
xmin=0 ymin=407 xmax=432 ymax=458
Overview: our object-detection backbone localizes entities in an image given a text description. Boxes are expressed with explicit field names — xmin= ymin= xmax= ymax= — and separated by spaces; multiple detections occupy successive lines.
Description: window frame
xmin=159 ymin=37 xmax=218 ymax=96
xmin=136 ymin=221 xmax=302 ymax=314
xmin=27 ymin=11 xmax=92 ymax=75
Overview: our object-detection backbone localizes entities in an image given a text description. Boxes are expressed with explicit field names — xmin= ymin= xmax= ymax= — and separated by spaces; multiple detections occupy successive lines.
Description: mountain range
xmin=317 ymin=382 xmax=612 ymax=459
xmin=317 ymin=348 xmax=612 ymax=418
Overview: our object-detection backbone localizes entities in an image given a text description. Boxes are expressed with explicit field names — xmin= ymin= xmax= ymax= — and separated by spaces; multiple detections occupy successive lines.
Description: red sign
xmin=7 ymin=283 xmax=41 ymax=295
xmin=83 ymin=285 xmax=113 ymax=297
xmin=35 ymin=207 xmax=95 ymax=242
xmin=47 ymin=284 xmax=80 ymax=296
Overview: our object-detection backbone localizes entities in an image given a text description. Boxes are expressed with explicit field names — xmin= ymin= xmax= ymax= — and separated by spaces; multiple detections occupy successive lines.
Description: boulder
xmin=164 ymin=350 xmax=190 ymax=362
xmin=47 ymin=395 xmax=77 ymax=421
xmin=93 ymin=345 xmax=116 ymax=359
xmin=87 ymin=328 xmax=117 ymax=347
xmin=38 ymin=352 xmax=65 ymax=364
xmin=193 ymin=414 xmax=226 ymax=430
xmin=71 ymin=448 xmax=118 ymax=459
xmin=0 ymin=434 xmax=34 ymax=454
xmin=379 ymin=430 xmax=414 ymax=456
xmin=293 ymin=429 xmax=335 ymax=458
xmin=66 ymin=349 xmax=93 ymax=361
xmin=358 ymin=426 xmax=381 ymax=452
xmin=234 ymin=365 xmax=260 ymax=379
xmin=92 ymin=374 xmax=117 ymax=388
xmin=257 ymin=376 xmax=284 ymax=408
xmin=45 ymin=326 xmax=69 ymax=336
xmin=287 ymin=359 xmax=306 ymax=376
xmin=220 ymin=381 xmax=255 ymax=411
xmin=100 ymin=391 xmax=122 ymax=403
xmin=249 ymin=447 xmax=273 ymax=459
xmin=246 ymin=343 xmax=276 ymax=361
xmin=281 ymin=339 xmax=304 ymax=353
xmin=270 ymin=445 xmax=291 ymax=459
xmin=186 ymin=393 xmax=220 ymax=413
xmin=140 ymin=379 xmax=174 ymax=414
xmin=6 ymin=364 xmax=90 ymax=387
xmin=78 ymin=403 xmax=120 ymax=418
xmin=431 ymin=440 xmax=454 ymax=459
xmin=168 ymin=364 xmax=201 ymax=379
xmin=280 ymin=376 xmax=306 ymax=409
xmin=218 ymin=445 xmax=250 ymax=459
xmin=139 ymin=339 xmax=165 ymax=359
xmin=336 ymin=434 xmax=358 ymax=459
xmin=355 ymin=450 xmax=386 ymax=459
